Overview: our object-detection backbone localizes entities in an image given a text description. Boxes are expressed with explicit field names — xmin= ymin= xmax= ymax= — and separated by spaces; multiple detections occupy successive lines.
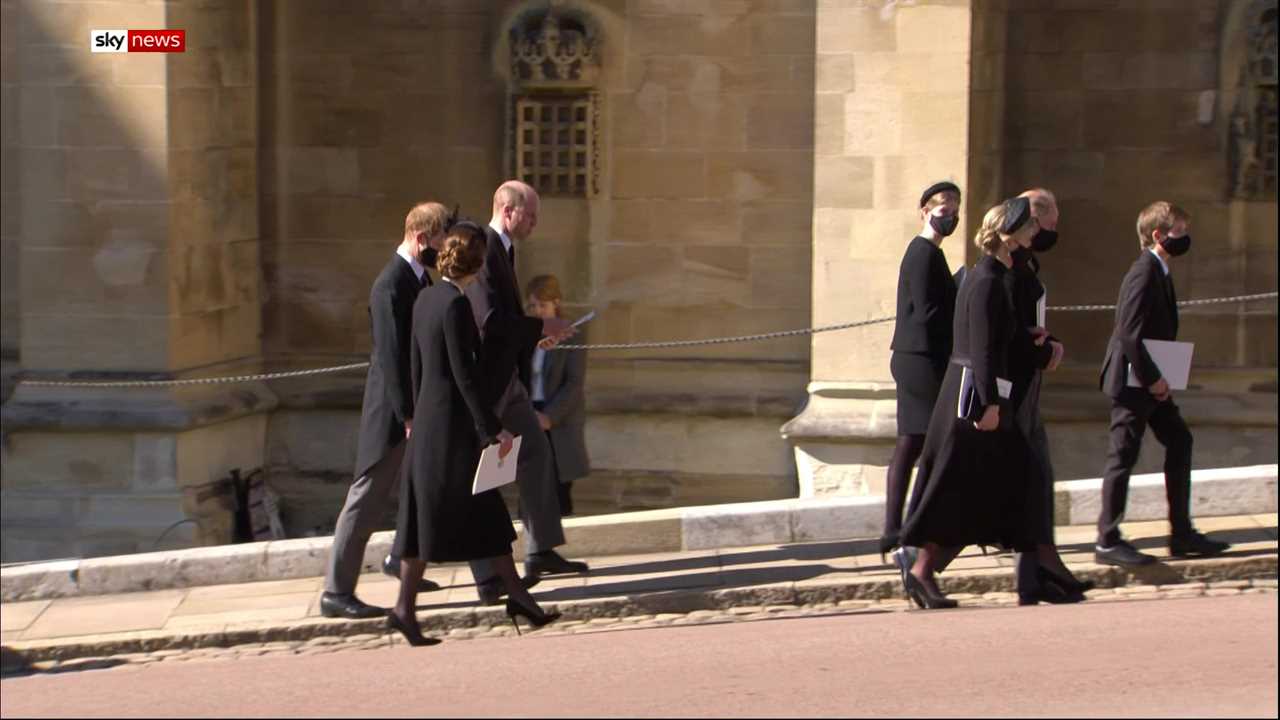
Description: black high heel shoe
xmin=1038 ymin=566 xmax=1094 ymax=595
xmin=505 ymin=598 xmax=562 ymax=636
xmin=902 ymin=571 xmax=958 ymax=610
xmin=386 ymin=611 xmax=441 ymax=647
xmin=877 ymin=534 xmax=898 ymax=565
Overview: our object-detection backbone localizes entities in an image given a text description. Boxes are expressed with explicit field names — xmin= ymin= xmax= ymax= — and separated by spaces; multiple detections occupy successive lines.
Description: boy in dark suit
xmin=1094 ymin=201 xmax=1230 ymax=567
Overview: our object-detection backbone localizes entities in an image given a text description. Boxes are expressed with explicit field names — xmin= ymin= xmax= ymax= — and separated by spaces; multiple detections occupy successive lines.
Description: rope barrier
xmin=18 ymin=291 xmax=1277 ymax=388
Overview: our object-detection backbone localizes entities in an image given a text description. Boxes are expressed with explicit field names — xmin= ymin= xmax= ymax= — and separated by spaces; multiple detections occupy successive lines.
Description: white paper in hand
xmin=1036 ymin=287 xmax=1047 ymax=330
xmin=571 ymin=310 xmax=596 ymax=328
xmin=472 ymin=436 xmax=522 ymax=495
xmin=1126 ymin=340 xmax=1194 ymax=390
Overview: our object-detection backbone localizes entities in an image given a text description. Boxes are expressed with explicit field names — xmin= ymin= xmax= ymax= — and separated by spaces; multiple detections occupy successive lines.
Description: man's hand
xmin=1149 ymin=377 xmax=1171 ymax=402
xmin=1046 ymin=340 xmax=1065 ymax=372
xmin=974 ymin=404 xmax=1000 ymax=431
xmin=537 ymin=337 xmax=557 ymax=351
xmin=404 ymin=419 xmax=412 ymax=439
xmin=536 ymin=411 xmax=552 ymax=431
xmin=497 ymin=430 xmax=515 ymax=461
xmin=1030 ymin=326 xmax=1049 ymax=346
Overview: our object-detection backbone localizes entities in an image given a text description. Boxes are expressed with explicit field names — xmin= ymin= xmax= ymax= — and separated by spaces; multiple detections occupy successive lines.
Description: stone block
xmin=1082 ymin=90 xmax=1213 ymax=151
xmin=791 ymin=495 xmax=883 ymax=542
xmin=65 ymin=147 xmax=168 ymax=204
xmin=613 ymin=151 xmax=707 ymax=199
xmin=842 ymin=85 xmax=902 ymax=155
xmin=175 ymin=415 xmax=268 ymax=492
xmin=900 ymin=90 xmax=971 ymax=157
xmin=750 ymin=246 xmax=812 ymax=310
xmin=0 ymin=561 xmax=80 ymax=602
xmin=815 ymin=53 xmax=857 ymax=93
xmin=815 ymin=7 xmax=896 ymax=53
xmin=611 ymin=86 xmax=668 ymax=148
xmin=76 ymin=494 xmax=187 ymax=532
xmin=744 ymin=93 xmax=813 ymax=150
xmin=749 ymin=14 xmax=815 ymax=55
xmin=814 ymin=156 xmax=874 ymax=209
xmin=741 ymin=201 xmax=813 ymax=245
xmin=262 ymin=536 xmax=333 ymax=581
xmin=21 ymin=244 xmax=165 ymax=318
xmin=667 ymin=93 xmax=748 ymax=151
xmin=815 ymin=92 xmax=845 ymax=156
xmin=602 ymin=244 xmax=684 ymax=304
xmin=707 ymin=150 xmax=812 ymax=202
xmin=561 ymin=510 xmax=684 ymax=557
xmin=1004 ymin=91 xmax=1083 ymax=150
xmin=895 ymin=4 xmax=971 ymax=54
xmin=682 ymin=499 xmax=792 ymax=550
xmin=1 ymin=432 xmax=134 ymax=493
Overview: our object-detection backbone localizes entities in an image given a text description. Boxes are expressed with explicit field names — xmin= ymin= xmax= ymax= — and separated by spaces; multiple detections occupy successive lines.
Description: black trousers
xmin=1097 ymin=388 xmax=1193 ymax=546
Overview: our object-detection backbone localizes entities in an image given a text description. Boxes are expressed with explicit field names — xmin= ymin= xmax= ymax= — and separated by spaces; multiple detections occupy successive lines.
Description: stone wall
xmin=999 ymin=0 xmax=1278 ymax=372
xmin=259 ymin=0 xmax=817 ymax=521
xmin=1 ymin=0 xmax=271 ymax=563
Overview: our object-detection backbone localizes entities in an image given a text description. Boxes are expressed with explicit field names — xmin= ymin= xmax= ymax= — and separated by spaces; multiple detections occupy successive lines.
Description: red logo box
xmin=128 ymin=29 xmax=185 ymax=52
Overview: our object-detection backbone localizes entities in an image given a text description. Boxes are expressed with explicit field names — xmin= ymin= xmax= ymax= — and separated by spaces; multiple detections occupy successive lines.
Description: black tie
xmin=507 ymin=243 xmax=516 ymax=269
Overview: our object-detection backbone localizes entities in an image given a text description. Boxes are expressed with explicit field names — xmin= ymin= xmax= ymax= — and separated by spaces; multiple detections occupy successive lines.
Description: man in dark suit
xmin=1094 ymin=201 xmax=1230 ymax=567
xmin=320 ymin=202 xmax=451 ymax=619
xmin=465 ymin=180 xmax=589 ymax=605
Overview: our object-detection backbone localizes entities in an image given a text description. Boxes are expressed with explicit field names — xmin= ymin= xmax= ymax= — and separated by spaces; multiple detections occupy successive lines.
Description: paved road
xmin=3 ymin=594 xmax=1276 ymax=718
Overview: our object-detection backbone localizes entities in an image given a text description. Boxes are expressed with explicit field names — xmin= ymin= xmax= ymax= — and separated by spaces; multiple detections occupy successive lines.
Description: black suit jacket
xmin=1004 ymin=254 xmax=1056 ymax=393
xmin=1099 ymin=251 xmax=1179 ymax=398
xmin=354 ymin=255 xmax=429 ymax=480
xmin=466 ymin=225 xmax=544 ymax=404
xmin=890 ymin=236 xmax=956 ymax=358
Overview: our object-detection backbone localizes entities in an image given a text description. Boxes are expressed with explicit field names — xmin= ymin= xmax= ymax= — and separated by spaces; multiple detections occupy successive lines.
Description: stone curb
xmin=3 ymin=464 xmax=1275 ymax=602
xmin=2 ymin=553 xmax=1274 ymax=667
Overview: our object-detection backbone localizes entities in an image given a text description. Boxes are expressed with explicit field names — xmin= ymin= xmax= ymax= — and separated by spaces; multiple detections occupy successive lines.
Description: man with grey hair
xmin=465 ymin=180 xmax=589 ymax=605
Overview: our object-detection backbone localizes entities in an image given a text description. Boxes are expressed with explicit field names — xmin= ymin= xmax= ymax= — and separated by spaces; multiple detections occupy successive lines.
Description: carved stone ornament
xmin=510 ymin=9 xmax=600 ymax=87
xmin=1229 ymin=0 xmax=1278 ymax=199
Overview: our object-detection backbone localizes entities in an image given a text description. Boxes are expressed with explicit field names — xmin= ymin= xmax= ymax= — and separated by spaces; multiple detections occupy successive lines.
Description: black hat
xmin=919 ymin=181 xmax=961 ymax=208
xmin=1000 ymin=196 xmax=1032 ymax=234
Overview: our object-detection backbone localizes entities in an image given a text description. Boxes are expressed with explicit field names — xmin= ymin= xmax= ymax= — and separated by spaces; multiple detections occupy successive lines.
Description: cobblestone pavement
xmin=5 ymin=579 xmax=1275 ymax=676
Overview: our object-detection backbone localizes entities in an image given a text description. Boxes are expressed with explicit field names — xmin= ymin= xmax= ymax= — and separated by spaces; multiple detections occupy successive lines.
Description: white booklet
xmin=957 ymin=366 xmax=1012 ymax=419
xmin=571 ymin=310 xmax=596 ymax=328
xmin=1036 ymin=287 xmax=1047 ymax=330
xmin=1126 ymin=339 xmax=1194 ymax=390
xmin=472 ymin=436 xmax=522 ymax=495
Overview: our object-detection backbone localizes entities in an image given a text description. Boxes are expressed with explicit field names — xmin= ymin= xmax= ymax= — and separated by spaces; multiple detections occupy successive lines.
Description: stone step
xmin=2 ymin=464 xmax=1274 ymax=602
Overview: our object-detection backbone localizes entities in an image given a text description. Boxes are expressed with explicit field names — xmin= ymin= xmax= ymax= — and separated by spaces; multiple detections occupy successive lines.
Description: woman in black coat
xmin=897 ymin=197 xmax=1040 ymax=609
xmin=388 ymin=221 xmax=560 ymax=646
xmin=880 ymin=181 xmax=961 ymax=558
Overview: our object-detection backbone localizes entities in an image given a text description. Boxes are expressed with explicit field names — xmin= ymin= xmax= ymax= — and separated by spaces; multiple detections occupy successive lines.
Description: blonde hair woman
xmin=895 ymin=196 xmax=1041 ymax=610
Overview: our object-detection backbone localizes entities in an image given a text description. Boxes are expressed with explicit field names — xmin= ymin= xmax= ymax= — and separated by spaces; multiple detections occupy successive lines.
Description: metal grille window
xmin=1260 ymin=87 xmax=1278 ymax=194
xmin=515 ymin=95 xmax=594 ymax=196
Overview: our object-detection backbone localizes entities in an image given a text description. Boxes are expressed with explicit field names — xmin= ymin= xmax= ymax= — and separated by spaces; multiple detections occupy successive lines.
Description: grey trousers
xmin=470 ymin=383 xmax=565 ymax=584
xmin=323 ymin=442 xmax=404 ymax=596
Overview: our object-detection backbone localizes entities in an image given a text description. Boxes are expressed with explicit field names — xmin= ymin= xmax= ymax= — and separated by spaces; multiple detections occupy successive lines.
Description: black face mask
xmin=1159 ymin=233 xmax=1191 ymax=257
xmin=420 ymin=246 xmax=439 ymax=268
xmin=1030 ymin=228 xmax=1058 ymax=252
xmin=929 ymin=213 xmax=959 ymax=237
xmin=1011 ymin=246 xmax=1034 ymax=269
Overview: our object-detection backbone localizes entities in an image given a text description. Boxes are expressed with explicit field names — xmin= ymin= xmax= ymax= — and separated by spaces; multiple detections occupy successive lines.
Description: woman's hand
xmin=974 ymin=404 xmax=1000 ymax=431
xmin=1046 ymin=340 xmax=1065 ymax=371
xmin=1030 ymin=326 xmax=1049 ymax=346
xmin=497 ymin=430 xmax=516 ymax=461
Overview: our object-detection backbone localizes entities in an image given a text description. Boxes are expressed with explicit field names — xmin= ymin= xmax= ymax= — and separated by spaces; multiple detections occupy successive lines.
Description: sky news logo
xmin=90 ymin=29 xmax=186 ymax=53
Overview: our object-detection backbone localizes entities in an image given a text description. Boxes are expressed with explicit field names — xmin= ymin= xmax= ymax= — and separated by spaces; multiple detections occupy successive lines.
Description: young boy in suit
xmin=1094 ymin=201 xmax=1231 ymax=567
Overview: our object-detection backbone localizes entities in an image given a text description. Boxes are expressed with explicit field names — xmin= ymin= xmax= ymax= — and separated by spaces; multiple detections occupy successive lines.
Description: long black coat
xmin=392 ymin=281 xmax=515 ymax=563
xmin=1099 ymin=251 xmax=1178 ymax=399
xmin=354 ymin=255 xmax=429 ymax=481
xmin=1004 ymin=253 xmax=1057 ymax=427
xmin=899 ymin=255 xmax=1035 ymax=553
xmin=890 ymin=235 xmax=957 ymax=357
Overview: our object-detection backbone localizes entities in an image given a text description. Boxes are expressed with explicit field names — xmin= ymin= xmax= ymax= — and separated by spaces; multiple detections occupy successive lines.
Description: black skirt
xmin=899 ymin=362 xmax=1035 ymax=552
xmin=891 ymin=351 xmax=948 ymax=436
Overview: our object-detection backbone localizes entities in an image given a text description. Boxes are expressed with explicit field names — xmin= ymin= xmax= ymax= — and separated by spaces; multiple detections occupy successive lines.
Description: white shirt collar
xmin=489 ymin=220 xmax=513 ymax=254
xmin=1148 ymin=247 xmax=1170 ymax=276
xmin=395 ymin=247 xmax=425 ymax=282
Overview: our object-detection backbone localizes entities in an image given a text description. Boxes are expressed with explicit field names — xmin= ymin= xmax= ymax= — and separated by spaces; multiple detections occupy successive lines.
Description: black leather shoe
xmin=525 ymin=550 xmax=590 ymax=578
xmin=382 ymin=555 xmax=442 ymax=592
xmin=1018 ymin=579 xmax=1085 ymax=606
xmin=1094 ymin=540 xmax=1157 ymax=567
xmin=476 ymin=574 xmax=541 ymax=607
xmin=319 ymin=592 xmax=385 ymax=619
xmin=1169 ymin=531 xmax=1230 ymax=558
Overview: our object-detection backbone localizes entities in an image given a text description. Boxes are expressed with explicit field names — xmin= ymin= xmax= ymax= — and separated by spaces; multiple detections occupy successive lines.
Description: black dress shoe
xmin=1018 ymin=579 xmax=1085 ymax=606
xmin=1038 ymin=566 xmax=1095 ymax=596
xmin=1094 ymin=540 xmax=1157 ymax=567
xmin=1169 ymin=531 xmax=1231 ymax=558
xmin=319 ymin=592 xmax=385 ymax=620
xmin=382 ymin=555 xmax=442 ymax=592
xmin=476 ymin=574 xmax=541 ymax=607
xmin=525 ymin=550 xmax=590 ymax=578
